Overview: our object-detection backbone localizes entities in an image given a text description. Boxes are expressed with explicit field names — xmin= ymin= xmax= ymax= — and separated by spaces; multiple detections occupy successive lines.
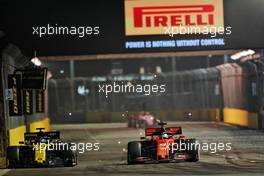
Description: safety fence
xmin=49 ymin=60 xmax=264 ymax=129
xmin=49 ymin=69 xmax=222 ymax=123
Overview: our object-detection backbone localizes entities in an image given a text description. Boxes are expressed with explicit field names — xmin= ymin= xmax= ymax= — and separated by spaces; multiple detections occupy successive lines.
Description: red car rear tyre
xmin=127 ymin=141 xmax=141 ymax=164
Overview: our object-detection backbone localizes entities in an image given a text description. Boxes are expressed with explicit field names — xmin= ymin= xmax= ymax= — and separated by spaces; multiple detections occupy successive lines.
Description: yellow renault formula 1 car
xmin=7 ymin=128 xmax=77 ymax=168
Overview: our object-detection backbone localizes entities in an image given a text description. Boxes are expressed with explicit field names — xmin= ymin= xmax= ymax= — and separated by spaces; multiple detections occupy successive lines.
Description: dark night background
xmin=1 ymin=0 xmax=264 ymax=57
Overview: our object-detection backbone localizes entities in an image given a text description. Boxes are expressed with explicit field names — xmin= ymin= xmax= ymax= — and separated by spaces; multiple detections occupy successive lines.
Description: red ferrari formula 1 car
xmin=127 ymin=122 xmax=199 ymax=164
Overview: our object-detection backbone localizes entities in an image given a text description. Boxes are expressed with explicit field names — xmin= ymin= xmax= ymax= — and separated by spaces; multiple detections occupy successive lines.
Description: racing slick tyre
xmin=63 ymin=148 xmax=78 ymax=167
xmin=69 ymin=149 xmax=78 ymax=167
xmin=185 ymin=139 xmax=199 ymax=162
xmin=7 ymin=146 xmax=20 ymax=168
xmin=127 ymin=141 xmax=141 ymax=164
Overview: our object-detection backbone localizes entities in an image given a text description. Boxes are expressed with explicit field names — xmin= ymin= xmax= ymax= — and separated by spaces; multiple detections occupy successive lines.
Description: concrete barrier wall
xmin=8 ymin=117 xmax=50 ymax=146
xmin=153 ymin=108 xmax=221 ymax=122
xmin=29 ymin=117 xmax=51 ymax=132
xmin=8 ymin=125 xmax=26 ymax=146
xmin=223 ymin=108 xmax=258 ymax=129
xmin=86 ymin=108 xmax=259 ymax=130
xmin=86 ymin=108 xmax=221 ymax=123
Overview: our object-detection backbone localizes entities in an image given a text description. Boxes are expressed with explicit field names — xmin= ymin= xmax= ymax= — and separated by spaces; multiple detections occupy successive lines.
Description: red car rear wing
xmin=145 ymin=127 xmax=182 ymax=136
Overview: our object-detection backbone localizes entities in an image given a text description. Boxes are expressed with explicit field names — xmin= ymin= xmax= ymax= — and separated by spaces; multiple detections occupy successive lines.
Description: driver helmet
xmin=162 ymin=133 xmax=169 ymax=139
xmin=39 ymin=137 xmax=47 ymax=143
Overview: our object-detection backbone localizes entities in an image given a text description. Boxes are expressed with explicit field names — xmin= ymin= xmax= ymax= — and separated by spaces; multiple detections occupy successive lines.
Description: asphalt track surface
xmin=2 ymin=122 xmax=264 ymax=176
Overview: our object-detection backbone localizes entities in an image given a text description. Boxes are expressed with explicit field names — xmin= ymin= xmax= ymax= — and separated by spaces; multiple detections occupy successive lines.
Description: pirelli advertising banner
xmin=35 ymin=90 xmax=44 ymax=113
xmin=8 ymin=74 xmax=22 ymax=116
xmin=125 ymin=0 xmax=224 ymax=36
xmin=2 ymin=0 xmax=264 ymax=55
xmin=23 ymin=90 xmax=33 ymax=115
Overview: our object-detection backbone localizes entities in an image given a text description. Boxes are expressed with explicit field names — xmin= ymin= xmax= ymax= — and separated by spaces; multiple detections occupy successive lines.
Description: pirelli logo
xmin=125 ymin=0 xmax=224 ymax=36
xmin=35 ymin=90 xmax=44 ymax=113
xmin=23 ymin=90 xmax=33 ymax=115
xmin=8 ymin=74 xmax=22 ymax=116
